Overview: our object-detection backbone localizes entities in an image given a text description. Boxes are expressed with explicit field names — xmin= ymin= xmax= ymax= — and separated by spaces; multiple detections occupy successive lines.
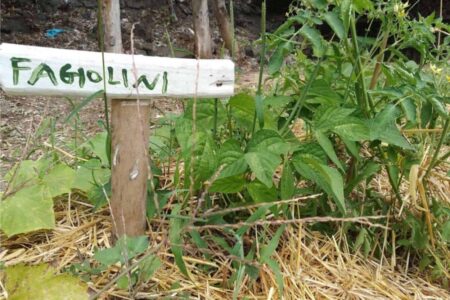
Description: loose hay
xmin=1 ymin=191 xmax=449 ymax=299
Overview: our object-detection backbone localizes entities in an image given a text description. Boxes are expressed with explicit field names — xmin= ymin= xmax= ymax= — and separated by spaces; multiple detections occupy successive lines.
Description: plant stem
xmin=424 ymin=117 xmax=449 ymax=179
xmin=350 ymin=14 xmax=374 ymax=116
xmin=251 ymin=0 xmax=266 ymax=135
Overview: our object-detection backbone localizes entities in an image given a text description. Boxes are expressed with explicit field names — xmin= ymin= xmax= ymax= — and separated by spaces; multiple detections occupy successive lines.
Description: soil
xmin=0 ymin=1 xmax=282 ymax=184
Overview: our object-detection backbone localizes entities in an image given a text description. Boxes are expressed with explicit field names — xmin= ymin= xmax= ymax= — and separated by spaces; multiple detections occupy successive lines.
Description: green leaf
xmin=169 ymin=204 xmax=189 ymax=277
xmin=245 ymin=152 xmax=281 ymax=187
xmin=314 ymin=107 xmax=355 ymax=131
xmin=314 ymin=131 xmax=344 ymax=171
xmin=280 ymin=163 xmax=295 ymax=200
xmin=299 ymin=25 xmax=324 ymax=57
xmin=367 ymin=105 xmax=413 ymax=150
xmin=81 ymin=132 xmax=110 ymax=166
xmin=139 ymin=255 xmax=163 ymax=281
xmin=210 ymin=175 xmax=246 ymax=193
xmin=441 ymin=221 xmax=450 ymax=243
xmin=236 ymin=205 xmax=271 ymax=236
xmin=229 ymin=93 xmax=255 ymax=129
xmin=353 ymin=0 xmax=374 ymax=13
xmin=5 ymin=264 xmax=88 ymax=300
xmin=65 ymin=89 xmax=104 ymax=123
xmin=0 ymin=185 xmax=54 ymax=237
xmin=293 ymin=154 xmax=346 ymax=213
xmin=260 ymin=225 xmax=286 ymax=263
xmin=5 ymin=159 xmax=50 ymax=191
xmin=255 ymin=94 xmax=265 ymax=129
xmin=324 ymin=11 xmax=346 ymax=40
xmin=185 ymin=99 xmax=227 ymax=130
xmin=340 ymin=0 xmax=351 ymax=32
xmin=247 ymin=180 xmax=278 ymax=203
xmin=220 ymin=158 xmax=248 ymax=179
xmin=42 ymin=164 xmax=76 ymax=197
xmin=94 ymin=236 xmax=148 ymax=266
xmin=247 ymin=129 xmax=289 ymax=156
xmin=332 ymin=119 xmax=370 ymax=141
xmin=72 ymin=159 xmax=111 ymax=192
xmin=265 ymin=258 xmax=284 ymax=295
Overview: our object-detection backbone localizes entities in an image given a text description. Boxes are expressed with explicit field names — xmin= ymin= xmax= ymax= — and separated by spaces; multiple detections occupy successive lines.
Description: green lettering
xmin=60 ymin=64 xmax=86 ymax=88
xmin=11 ymin=57 xmax=31 ymax=85
xmin=122 ymin=69 xmax=129 ymax=87
xmin=162 ymin=71 xmax=168 ymax=94
xmin=87 ymin=70 xmax=102 ymax=83
xmin=107 ymin=66 xmax=120 ymax=85
xmin=132 ymin=74 xmax=160 ymax=90
xmin=27 ymin=63 xmax=58 ymax=86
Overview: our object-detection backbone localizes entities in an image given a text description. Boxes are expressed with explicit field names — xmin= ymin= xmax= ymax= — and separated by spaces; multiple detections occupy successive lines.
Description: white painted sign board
xmin=0 ymin=43 xmax=234 ymax=99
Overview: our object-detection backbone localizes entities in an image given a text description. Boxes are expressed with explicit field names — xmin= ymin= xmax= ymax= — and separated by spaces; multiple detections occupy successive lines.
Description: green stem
xmin=350 ymin=14 xmax=374 ymax=116
xmin=251 ymin=0 xmax=266 ymax=135
xmin=424 ymin=117 xmax=449 ymax=179
xmin=213 ymin=98 xmax=218 ymax=140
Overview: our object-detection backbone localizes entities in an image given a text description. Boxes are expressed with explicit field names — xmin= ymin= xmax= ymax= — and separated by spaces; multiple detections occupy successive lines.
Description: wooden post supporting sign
xmin=0 ymin=42 xmax=234 ymax=237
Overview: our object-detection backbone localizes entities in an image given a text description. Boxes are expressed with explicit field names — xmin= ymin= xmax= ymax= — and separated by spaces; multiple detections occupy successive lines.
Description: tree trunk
xmin=102 ymin=0 xmax=149 ymax=238
xmin=211 ymin=0 xmax=236 ymax=55
xmin=192 ymin=0 xmax=212 ymax=58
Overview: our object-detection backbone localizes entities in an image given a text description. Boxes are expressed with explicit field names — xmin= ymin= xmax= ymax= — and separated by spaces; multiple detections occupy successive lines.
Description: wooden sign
xmin=0 ymin=42 xmax=235 ymax=239
xmin=0 ymin=43 xmax=234 ymax=98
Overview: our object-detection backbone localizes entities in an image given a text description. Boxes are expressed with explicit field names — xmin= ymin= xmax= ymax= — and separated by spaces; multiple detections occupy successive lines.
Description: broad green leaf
xmin=264 ymin=95 xmax=293 ymax=109
xmin=314 ymin=131 xmax=344 ymax=171
xmin=332 ymin=119 xmax=370 ymax=141
xmin=299 ymin=25 xmax=324 ymax=57
xmin=185 ymin=99 xmax=227 ymax=130
xmin=81 ymin=132 xmax=109 ymax=166
xmin=5 ymin=159 xmax=50 ymax=191
xmin=72 ymin=159 xmax=111 ymax=192
xmin=314 ymin=107 xmax=355 ymax=131
xmin=229 ymin=93 xmax=255 ymax=129
xmin=247 ymin=130 xmax=289 ymax=156
xmin=220 ymin=158 xmax=248 ymax=178
xmin=428 ymin=97 xmax=448 ymax=119
xmin=293 ymin=154 xmax=346 ymax=213
xmin=139 ymin=255 xmax=163 ymax=281
xmin=195 ymin=136 xmax=217 ymax=182
xmin=293 ymin=142 xmax=327 ymax=163
xmin=280 ymin=163 xmax=295 ymax=200
xmin=42 ymin=164 xmax=76 ymax=197
xmin=0 ymin=185 xmax=54 ymax=237
xmin=210 ymin=175 xmax=246 ymax=193
xmin=353 ymin=0 xmax=374 ymax=13
xmin=310 ymin=0 xmax=327 ymax=9
xmin=247 ymin=180 xmax=278 ymax=203
xmin=5 ymin=264 xmax=88 ymax=300
xmin=245 ymin=152 xmax=281 ymax=187
xmin=367 ymin=105 xmax=414 ymax=150
xmin=169 ymin=204 xmax=189 ymax=277
xmin=324 ymin=11 xmax=346 ymax=40
xmin=219 ymin=139 xmax=244 ymax=165
xmin=94 ymin=236 xmax=148 ymax=266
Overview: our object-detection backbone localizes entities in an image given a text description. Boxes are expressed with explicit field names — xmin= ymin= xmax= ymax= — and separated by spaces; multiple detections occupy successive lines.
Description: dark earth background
xmin=0 ymin=0 xmax=448 ymax=184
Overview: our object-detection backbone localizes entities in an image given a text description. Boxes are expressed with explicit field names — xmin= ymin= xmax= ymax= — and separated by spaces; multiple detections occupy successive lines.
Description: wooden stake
xmin=103 ymin=0 xmax=149 ymax=237
xmin=110 ymin=100 xmax=149 ymax=236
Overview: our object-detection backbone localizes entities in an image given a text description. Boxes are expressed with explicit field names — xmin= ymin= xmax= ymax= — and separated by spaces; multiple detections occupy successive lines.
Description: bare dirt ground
xmin=0 ymin=1 xmax=273 ymax=181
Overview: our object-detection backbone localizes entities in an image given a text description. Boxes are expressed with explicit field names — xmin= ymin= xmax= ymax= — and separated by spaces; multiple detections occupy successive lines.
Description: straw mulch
xmin=1 ymin=191 xmax=449 ymax=299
